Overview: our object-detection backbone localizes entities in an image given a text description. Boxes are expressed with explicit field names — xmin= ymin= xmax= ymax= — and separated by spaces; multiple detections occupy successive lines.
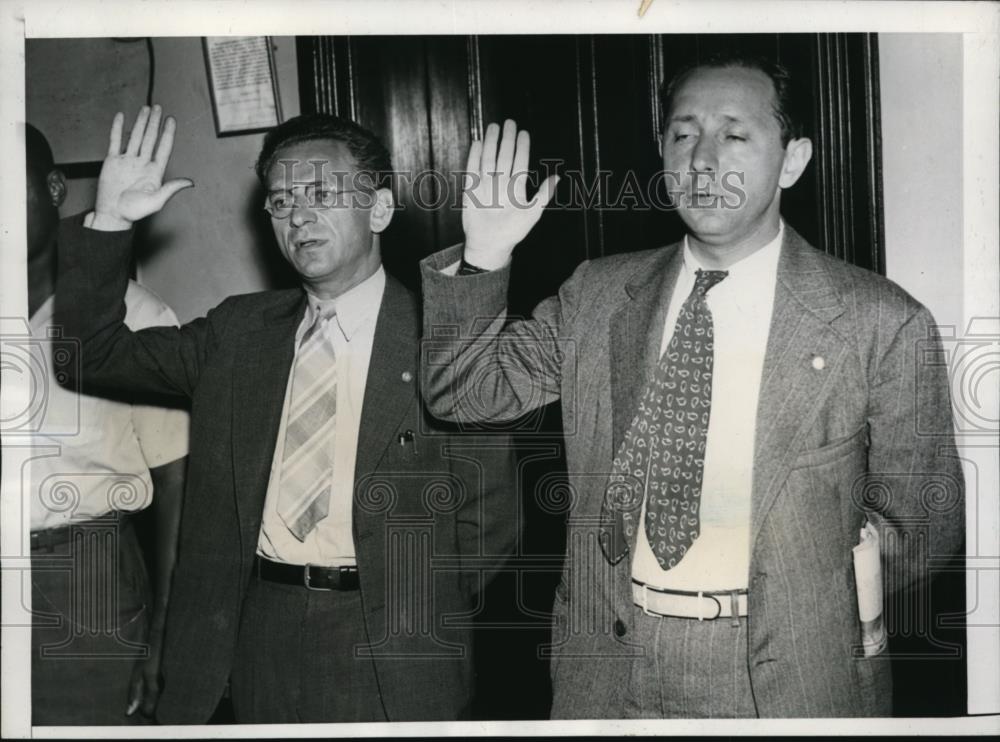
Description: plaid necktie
xmin=276 ymin=307 xmax=338 ymax=541
xmin=608 ymin=268 xmax=728 ymax=570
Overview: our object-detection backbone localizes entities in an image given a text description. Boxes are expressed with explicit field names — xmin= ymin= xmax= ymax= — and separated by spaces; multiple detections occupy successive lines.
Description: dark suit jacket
xmin=56 ymin=216 xmax=516 ymax=723
xmin=419 ymin=226 xmax=964 ymax=718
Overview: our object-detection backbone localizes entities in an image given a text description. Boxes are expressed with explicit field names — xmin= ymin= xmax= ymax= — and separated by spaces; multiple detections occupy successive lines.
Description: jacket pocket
xmin=792 ymin=425 xmax=868 ymax=469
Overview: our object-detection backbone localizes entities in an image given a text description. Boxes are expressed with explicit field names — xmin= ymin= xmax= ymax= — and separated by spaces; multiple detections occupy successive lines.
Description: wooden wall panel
xmin=297 ymin=32 xmax=885 ymax=295
xmin=297 ymin=33 xmax=885 ymax=291
xmin=349 ymin=37 xmax=437 ymax=287
xmin=814 ymin=33 xmax=886 ymax=273
xmin=475 ymin=35 xmax=593 ymax=314
xmin=425 ymin=37 xmax=474 ymax=252
xmin=592 ymin=35 xmax=686 ymax=258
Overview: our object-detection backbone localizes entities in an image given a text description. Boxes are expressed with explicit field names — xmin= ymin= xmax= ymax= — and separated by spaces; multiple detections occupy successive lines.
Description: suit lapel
xmin=601 ymin=246 xmax=682 ymax=562
xmin=355 ymin=276 xmax=420 ymax=485
xmin=232 ymin=291 xmax=307 ymax=556
xmin=608 ymin=246 xmax=683 ymax=455
xmin=229 ymin=277 xmax=417 ymax=561
xmin=750 ymin=227 xmax=849 ymax=547
xmin=603 ymin=230 xmax=851 ymax=559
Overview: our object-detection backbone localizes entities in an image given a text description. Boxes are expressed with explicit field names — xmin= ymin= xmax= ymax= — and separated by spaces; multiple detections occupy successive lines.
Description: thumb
xmin=125 ymin=669 xmax=143 ymax=716
xmin=530 ymin=174 xmax=560 ymax=211
xmin=141 ymin=676 xmax=161 ymax=717
xmin=153 ymin=178 xmax=195 ymax=210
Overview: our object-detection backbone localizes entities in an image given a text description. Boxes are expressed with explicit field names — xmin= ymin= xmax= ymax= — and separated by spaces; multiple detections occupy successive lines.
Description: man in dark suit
xmin=419 ymin=53 xmax=963 ymax=717
xmin=56 ymin=106 xmax=515 ymax=723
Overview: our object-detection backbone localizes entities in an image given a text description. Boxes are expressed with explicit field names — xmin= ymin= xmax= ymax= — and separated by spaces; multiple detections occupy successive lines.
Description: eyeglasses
xmin=263 ymin=184 xmax=374 ymax=219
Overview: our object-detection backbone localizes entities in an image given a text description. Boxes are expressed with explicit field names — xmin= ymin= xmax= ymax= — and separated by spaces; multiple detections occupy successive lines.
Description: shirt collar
xmin=681 ymin=220 xmax=784 ymax=283
xmin=303 ymin=266 xmax=386 ymax=342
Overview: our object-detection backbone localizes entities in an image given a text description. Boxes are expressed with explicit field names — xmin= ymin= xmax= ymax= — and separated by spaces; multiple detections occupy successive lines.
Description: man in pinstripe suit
xmin=420 ymin=52 xmax=963 ymax=716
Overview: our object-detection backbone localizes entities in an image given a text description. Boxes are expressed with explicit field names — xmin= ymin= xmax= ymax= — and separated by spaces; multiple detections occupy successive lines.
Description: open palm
xmin=94 ymin=105 xmax=193 ymax=229
xmin=462 ymin=120 xmax=559 ymax=270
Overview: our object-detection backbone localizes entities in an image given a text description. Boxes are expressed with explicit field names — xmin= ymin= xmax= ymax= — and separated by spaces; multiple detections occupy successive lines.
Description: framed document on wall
xmin=203 ymin=36 xmax=283 ymax=136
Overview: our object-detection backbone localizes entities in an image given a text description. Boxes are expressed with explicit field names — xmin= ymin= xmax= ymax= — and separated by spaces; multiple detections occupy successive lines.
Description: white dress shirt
xmin=29 ymin=283 xmax=190 ymax=531
xmin=631 ymin=223 xmax=783 ymax=591
xmin=257 ymin=267 xmax=385 ymax=566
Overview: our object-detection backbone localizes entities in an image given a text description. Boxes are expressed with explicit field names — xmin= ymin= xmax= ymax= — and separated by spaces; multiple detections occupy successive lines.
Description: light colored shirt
xmin=257 ymin=267 xmax=386 ymax=566
xmin=30 ymin=282 xmax=190 ymax=531
xmin=631 ymin=223 xmax=783 ymax=591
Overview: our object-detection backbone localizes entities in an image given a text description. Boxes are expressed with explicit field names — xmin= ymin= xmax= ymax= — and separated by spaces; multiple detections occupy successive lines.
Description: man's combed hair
xmin=659 ymin=51 xmax=808 ymax=145
xmin=255 ymin=114 xmax=393 ymax=190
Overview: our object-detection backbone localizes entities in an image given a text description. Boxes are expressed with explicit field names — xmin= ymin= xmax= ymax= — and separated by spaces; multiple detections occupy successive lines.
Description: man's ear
xmin=369 ymin=187 xmax=394 ymax=234
xmin=778 ymin=137 xmax=813 ymax=189
xmin=47 ymin=169 xmax=67 ymax=208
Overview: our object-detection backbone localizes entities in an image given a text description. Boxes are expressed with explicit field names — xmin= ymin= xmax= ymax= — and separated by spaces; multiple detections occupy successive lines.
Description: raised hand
xmin=91 ymin=104 xmax=194 ymax=231
xmin=462 ymin=119 xmax=559 ymax=270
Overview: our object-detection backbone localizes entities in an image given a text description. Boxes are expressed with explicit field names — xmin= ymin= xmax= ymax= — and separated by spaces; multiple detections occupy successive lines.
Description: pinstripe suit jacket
xmin=420 ymin=226 xmax=963 ymax=718
xmin=55 ymin=216 xmax=516 ymax=723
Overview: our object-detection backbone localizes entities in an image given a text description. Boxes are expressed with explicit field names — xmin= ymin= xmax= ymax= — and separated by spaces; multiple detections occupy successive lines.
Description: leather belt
xmin=30 ymin=517 xmax=123 ymax=552
xmin=255 ymin=556 xmax=360 ymax=591
xmin=632 ymin=579 xmax=748 ymax=624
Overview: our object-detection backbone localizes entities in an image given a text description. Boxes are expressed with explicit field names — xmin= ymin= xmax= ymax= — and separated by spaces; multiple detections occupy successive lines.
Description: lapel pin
xmin=398 ymin=429 xmax=417 ymax=454
xmin=811 ymin=355 xmax=826 ymax=371
xmin=401 ymin=371 xmax=413 ymax=383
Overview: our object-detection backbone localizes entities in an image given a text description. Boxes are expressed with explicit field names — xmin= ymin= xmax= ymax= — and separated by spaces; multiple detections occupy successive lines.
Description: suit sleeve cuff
xmin=420 ymin=244 xmax=511 ymax=319
xmin=57 ymin=212 xmax=132 ymax=270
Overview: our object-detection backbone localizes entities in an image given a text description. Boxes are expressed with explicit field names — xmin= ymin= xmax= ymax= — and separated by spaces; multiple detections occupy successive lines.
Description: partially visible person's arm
xmin=109 ymin=282 xmax=191 ymax=720
xmin=420 ymin=250 xmax=588 ymax=424
xmin=56 ymin=104 xmax=229 ymax=401
xmin=449 ymin=432 xmax=519 ymax=595
xmin=420 ymin=119 xmax=569 ymax=425
xmin=58 ymin=217 xmax=232 ymax=401
xmin=864 ymin=300 xmax=965 ymax=591
xmin=127 ymin=454 xmax=186 ymax=718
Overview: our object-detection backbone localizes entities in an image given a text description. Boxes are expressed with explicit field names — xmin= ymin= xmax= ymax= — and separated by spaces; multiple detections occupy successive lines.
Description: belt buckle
xmin=303 ymin=563 xmax=331 ymax=591
xmin=698 ymin=591 xmax=722 ymax=621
